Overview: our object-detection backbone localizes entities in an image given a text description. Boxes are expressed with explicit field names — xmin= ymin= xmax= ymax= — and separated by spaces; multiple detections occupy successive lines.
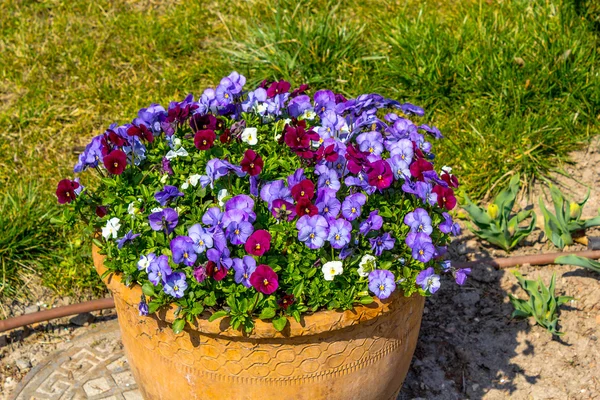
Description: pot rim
xmin=92 ymin=244 xmax=414 ymax=339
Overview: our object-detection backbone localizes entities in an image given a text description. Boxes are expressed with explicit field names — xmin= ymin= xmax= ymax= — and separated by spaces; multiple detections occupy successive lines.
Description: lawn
xmin=0 ymin=0 xmax=598 ymax=298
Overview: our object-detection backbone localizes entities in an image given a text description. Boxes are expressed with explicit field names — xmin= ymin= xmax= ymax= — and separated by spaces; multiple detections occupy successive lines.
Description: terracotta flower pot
xmin=93 ymin=245 xmax=425 ymax=400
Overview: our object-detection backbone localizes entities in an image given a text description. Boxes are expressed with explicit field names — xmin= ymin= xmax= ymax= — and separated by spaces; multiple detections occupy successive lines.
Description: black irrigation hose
xmin=2 ymin=249 xmax=600 ymax=333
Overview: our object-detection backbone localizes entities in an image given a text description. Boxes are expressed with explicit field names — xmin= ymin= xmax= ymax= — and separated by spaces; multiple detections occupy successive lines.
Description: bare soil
xmin=2 ymin=140 xmax=600 ymax=399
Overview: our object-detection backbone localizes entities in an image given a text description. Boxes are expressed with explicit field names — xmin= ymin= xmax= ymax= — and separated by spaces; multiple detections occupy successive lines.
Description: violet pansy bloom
xmin=359 ymin=210 xmax=383 ymax=235
xmin=341 ymin=193 xmax=366 ymax=221
xmin=316 ymin=168 xmax=341 ymax=192
xmin=137 ymin=253 xmax=157 ymax=272
xmin=287 ymin=168 xmax=307 ymax=188
xmin=296 ymin=214 xmax=329 ymax=249
xmin=315 ymin=190 xmax=341 ymax=220
xmin=368 ymin=270 xmax=396 ymax=300
xmin=202 ymin=207 xmax=224 ymax=232
xmin=327 ymin=218 xmax=352 ymax=249
xmin=232 ymin=256 xmax=257 ymax=288
xmin=116 ymin=230 xmax=140 ymax=249
xmin=148 ymin=208 xmax=178 ymax=234
xmin=356 ymin=131 xmax=384 ymax=156
xmin=454 ymin=268 xmax=471 ymax=285
xmin=188 ymin=224 xmax=213 ymax=253
xmin=416 ymin=267 xmax=441 ymax=293
xmin=369 ymin=233 xmax=395 ymax=256
xmin=147 ymin=255 xmax=172 ymax=286
xmin=225 ymin=194 xmax=256 ymax=222
xmin=206 ymin=244 xmax=233 ymax=271
xmin=406 ymin=232 xmax=435 ymax=263
xmin=271 ymin=199 xmax=297 ymax=221
xmin=163 ymin=272 xmax=188 ymax=298
xmin=314 ymin=90 xmax=336 ymax=115
xmin=260 ymin=179 xmax=292 ymax=207
xmin=439 ymin=212 xmax=461 ymax=236
xmin=404 ymin=208 xmax=433 ymax=235
xmin=386 ymin=139 xmax=414 ymax=163
xmin=388 ymin=155 xmax=410 ymax=180
xmin=154 ymin=185 xmax=184 ymax=206
xmin=170 ymin=236 xmax=197 ymax=267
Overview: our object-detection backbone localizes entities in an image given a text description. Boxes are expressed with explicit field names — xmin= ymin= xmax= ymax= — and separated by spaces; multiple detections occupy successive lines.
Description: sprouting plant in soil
xmin=554 ymin=254 xmax=600 ymax=274
xmin=463 ymin=174 xmax=536 ymax=251
xmin=539 ymin=185 xmax=600 ymax=249
xmin=508 ymin=272 xmax=573 ymax=337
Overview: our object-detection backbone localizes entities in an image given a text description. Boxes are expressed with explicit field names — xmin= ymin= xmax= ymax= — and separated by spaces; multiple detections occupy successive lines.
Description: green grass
xmin=0 ymin=0 xmax=598 ymax=298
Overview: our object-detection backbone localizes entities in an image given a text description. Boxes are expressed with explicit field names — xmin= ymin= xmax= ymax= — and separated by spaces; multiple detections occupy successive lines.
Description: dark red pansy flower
xmin=366 ymin=160 xmax=394 ymax=190
xmin=127 ymin=124 xmax=153 ymax=142
xmin=295 ymin=198 xmax=318 ymax=217
xmin=56 ymin=179 xmax=80 ymax=204
xmin=433 ymin=185 xmax=457 ymax=210
xmin=190 ymin=114 xmax=217 ymax=132
xmin=240 ymin=149 xmax=264 ymax=176
xmin=103 ymin=150 xmax=127 ymax=175
xmin=316 ymin=144 xmax=338 ymax=162
xmin=278 ymin=294 xmax=295 ymax=310
xmin=215 ymin=118 xmax=225 ymax=131
xmin=107 ymin=129 xmax=127 ymax=147
xmin=206 ymin=261 xmax=228 ymax=281
xmin=95 ymin=205 xmax=108 ymax=217
xmin=284 ymin=125 xmax=319 ymax=150
xmin=244 ymin=230 xmax=271 ymax=256
xmin=345 ymin=143 xmax=369 ymax=174
xmin=291 ymin=84 xmax=309 ymax=97
xmin=409 ymin=158 xmax=434 ymax=181
xmin=441 ymin=170 xmax=459 ymax=188
xmin=219 ymin=129 xmax=232 ymax=144
xmin=258 ymin=79 xmax=271 ymax=89
xmin=250 ymin=264 xmax=279 ymax=295
xmin=291 ymin=179 xmax=315 ymax=201
xmin=266 ymin=80 xmax=291 ymax=98
xmin=194 ymin=129 xmax=216 ymax=150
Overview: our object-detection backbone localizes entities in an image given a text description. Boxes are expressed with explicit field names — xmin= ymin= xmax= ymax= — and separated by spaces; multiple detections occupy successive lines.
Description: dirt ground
xmin=1 ymin=140 xmax=600 ymax=399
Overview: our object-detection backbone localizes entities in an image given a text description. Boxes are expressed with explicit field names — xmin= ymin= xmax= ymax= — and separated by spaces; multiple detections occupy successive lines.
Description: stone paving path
xmin=9 ymin=320 xmax=142 ymax=400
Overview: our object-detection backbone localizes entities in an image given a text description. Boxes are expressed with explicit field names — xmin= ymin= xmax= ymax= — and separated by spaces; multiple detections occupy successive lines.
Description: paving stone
xmin=9 ymin=319 xmax=140 ymax=400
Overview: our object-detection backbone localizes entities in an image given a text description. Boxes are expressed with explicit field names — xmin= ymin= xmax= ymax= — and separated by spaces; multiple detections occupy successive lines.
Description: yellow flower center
xmin=300 ymin=190 xmax=305 ymax=196
xmin=250 ymin=163 xmax=254 ymax=168
xmin=235 ymin=229 xmax=240 ymax=235
xmin=378 ymin=175 xmax=382 ymax=180
xmin=199 ymin=240 xmax=204 ymax=246
xmin=310 ymin=233 xmax=315 ymax=238
xmin=351 ymin=207 xmax=356 ymax=213
xmin=202 ymin=140 xmax=207 ymax=145
xmin=183 ymin=252 xmax=188 ymax=259
xmin=255 ymin=244 xmax=261 ymax=250
xmin=369 ymin=147 xmax=374 ymax=153
xmin=263 ymin=279 xmax=269 ymax=286
xmin=335 ymin=234 xmax=340 ymax=240
xmin=113 ymin=162 xmax=118 ymax=168
xmin=379 ymin=284 xmax=385 ymax=291
xmin=174 ymin=285 xmax=179 ymax=291
xmin=419 ymin=250 xmax=424 ymax=255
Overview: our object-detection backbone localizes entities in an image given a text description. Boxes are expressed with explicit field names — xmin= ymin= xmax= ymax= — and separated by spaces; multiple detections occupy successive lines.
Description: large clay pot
xmin=93 ymin=245 xmax=425 ymax=400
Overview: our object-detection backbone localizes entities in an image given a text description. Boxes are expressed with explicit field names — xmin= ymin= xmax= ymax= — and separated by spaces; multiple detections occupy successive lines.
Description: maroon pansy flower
xmin=206 ymin=261 xmax=228 ymax=281
xmin=290 ymin=84 xmax=309 ymax=97
xmin=194 ymin=129 xmax=216 ymax=150
xmin=190 ymin=114 xmax=217 ymax=132
xmin=345 ymin=144 xmax=369 ymax=174
xmin=240 ymin=149 xmax=264 ymax=176
xmin=219 ymin=129 xmax=232 ymax=144
xmin=284 ymin=125 xmax=318 ymax=151
xmin=296 ymin=198 xmax=318 ymax=217
xmin=409 ymin=158 xmax=434 ymax=181
xmin=127 ymin=123 xmax=154 ymax=143
xmin=95 ymin=205 xmax=108 ymax=218
xmin=366 ymin=160 xmax=394 ymax=190
xmin=441 ymin=169 xmax=459 ymax=188
xmin=266 ymin=80 xmax=291 ymax=98
xmin=278 ymin=294 xmax=295 ymax=310
xmin=250 ymin=264 xmax=279 ymax=295
xmin=432 ymin=185 xmax=457 ymax=210
xmin=316 ymin=144 xmax=338 ymax=162
xmin=291 ymin=179 xmax=315 ymax=201
xmin=244 ymin=230 xmax=271 ymax=256
xmin=56 ymin=179 xmax=80 ymax=204
xmin=103 ymin=150 xmax=127 ymax=175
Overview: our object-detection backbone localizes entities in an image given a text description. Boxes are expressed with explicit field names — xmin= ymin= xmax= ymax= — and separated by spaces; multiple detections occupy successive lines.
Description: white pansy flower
xmin=102 ymin=217 xmax=121 ymax=240
xmin=137 ymin=255 xmax=153 ymax=272
xmin=442 ymin=166 xmax=452 ymax=174
xmin=160 ymin=174 xmax=168 ymax=184
xmin=181 ymin=174 xmax=202 ymax=190
xmin=300 ymin=109 xmax=316 ymax=120
xmin=171 ymin=137 xmax=182 ymax=149
xmin=127 ymin=202 xmax=138 ymax=216
xmin=358 ymin=254 xmax=376 ymax=278
xmin=283 ymin=118 xmax=292 ymax=125
xmin=218 ymin=189 xmax=229 ymax=207
xmin=165 ymin=146 xmax=189 ymax=160
xmin=322 ymin=261 xmax=343 ymax=281
xmin=255 ymin=103 xmax=267 ymax=115
xmin=151 ymin=207 xmax=163 ymax=213
xmin=241 ymin=127 xmax=258 ymax=145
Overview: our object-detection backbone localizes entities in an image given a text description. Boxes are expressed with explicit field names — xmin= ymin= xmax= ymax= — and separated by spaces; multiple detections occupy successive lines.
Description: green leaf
xmin=272 ymin=316 xmax=288 ymax=332
xmin=208 ymin=310 xmax=229 ymax=322
xmin=555 ymin=255 xmax=600 ymax=273
xmin=172 ymin=318 xmax=186 ymax=334
xmin=142 ymin=282 xmax=156 ymax=297
xmin=148 ymin=300 xmax=161 ymax=314
xmin=359 ymin=296 xmax=374 ymax=305
xmin=259 ymin=308 xmax=276 ymax=320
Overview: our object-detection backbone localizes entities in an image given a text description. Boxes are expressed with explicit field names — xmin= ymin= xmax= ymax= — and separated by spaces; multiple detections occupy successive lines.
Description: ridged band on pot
xmin=92 ymin=245 xmax=425 ymax=400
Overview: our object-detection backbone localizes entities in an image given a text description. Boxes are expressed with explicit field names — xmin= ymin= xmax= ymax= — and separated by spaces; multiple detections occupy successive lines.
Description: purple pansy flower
xmin=287 ymin=168 xmax=306 ymax=188
xmin=260 ymin=180 xmax=292 ymax=207
xmin=225 ymin=194 xmax=256 ymax=222
xmin=406 ymin=233 xmax=435 ymax=263
xmin=296 ymin=214 xmax=330 ymax=249
xmin=163 ymin=272 xmax=188 ymax=298
xmin=316 ymin=190 xmax=342 ymax=220
xmin=386 ymin=138 xmax=414 ymax=163
xmin=232 ymin=256 xmax=257 ymax=287
xmin=369 ymin=232 xmax=395 ymax=256
xmin=368 ymin=270 xmax=396 ymax=300
xmin=359 ymin=210 xmax=383 ymax=235
xmin=419 ymin=124 xmax=443 ymax=139
xmin=148 ymin=208 xmax=178 ymax=233
xmin=170 ymin=236 xmax=197 ymax=266
xmin=202 ymin=207 xmax=224 ymax=232
xmin=439 ymin=212 xmax=461 ymax=236
xmin=415 ymin=181 xmax=438 ymax=206
xmin=116 ymin=230 xmax=140 ymax=249
xmin=388 ymin=155 xmax=410 ymax=180
xmin=316 ymin=167 xmax=341 ymax=192
xmin=314 ymin=90 xmax=336 ymax=115
xmin=137 ymin=253 xmax=157 ymax=272
xmin=416 ymin=267 xmax=441 ymax=293
xmin=356 ymin=131 xmax=384 ymax=156
xmin=345 ymin=172 xmax=376 ymax=195
xmin=138 ymin=300 xmax=149 ymax=316
xmin=154 ymin=185 xmax=184 ymax=206
xmin=398 ymin=102 xmax=425 ymax=116
xmin=206 ymin=243 xmax=233 ymax=271
xmin=188 ymin=224 xmax=213 ymax=253
xmin=73 ymin=135 xmax=104 ymax=172
xmin=288 ymin=95 xmax=312 ymax=118
xmin=404 ymin=208 xmax=433 ymax=235
xmin=327 ymin=218 xmax=352 ymax=249
xmin=341 ymin=193 xmax=367 ymax=221
xmin=147 ymin=255 xmax=172 ymax=286
xmin=455 ymin=268 xmax=471 ymax=285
